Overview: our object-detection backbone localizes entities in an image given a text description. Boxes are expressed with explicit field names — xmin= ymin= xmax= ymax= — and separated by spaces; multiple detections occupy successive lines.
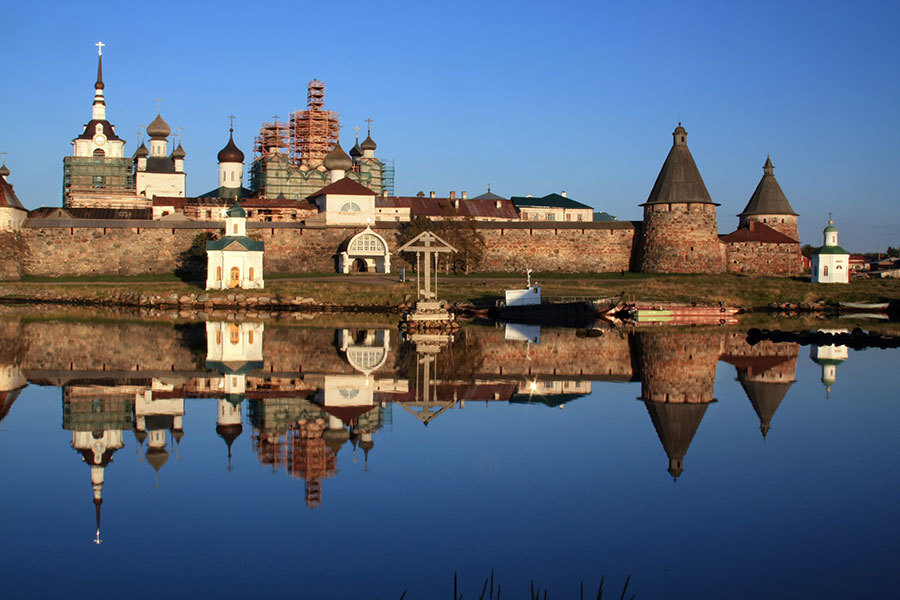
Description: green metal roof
xmin=816 ymin=245 xmax=849 ymax=255
xmin=205 ymin=236 xmax=264 ymax=252
xmin=226 ymin=201 xmax=246 ymax=217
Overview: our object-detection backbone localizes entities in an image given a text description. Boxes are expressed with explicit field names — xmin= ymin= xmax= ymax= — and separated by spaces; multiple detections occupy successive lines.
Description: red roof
xmin=378 ymin=196 xmax=520 ymax=220
xmin=306 ymin=177 xmax=377 ymax=199
xmin=720 ymin=222 xmax=798 ymax=244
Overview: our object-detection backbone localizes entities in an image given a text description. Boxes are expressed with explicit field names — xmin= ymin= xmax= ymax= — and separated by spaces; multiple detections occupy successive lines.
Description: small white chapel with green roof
xmin=811 ymin=216 xmax=849 ymax=284
xmin=206 ymin=201 xmax=265 ymax=290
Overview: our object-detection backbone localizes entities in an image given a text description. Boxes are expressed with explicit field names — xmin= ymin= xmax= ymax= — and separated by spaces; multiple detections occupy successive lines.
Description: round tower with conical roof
xmin=737 ymin=156 xmax=799 ymax=240
xmin=639 ymin=124 xmax=725 ymax=273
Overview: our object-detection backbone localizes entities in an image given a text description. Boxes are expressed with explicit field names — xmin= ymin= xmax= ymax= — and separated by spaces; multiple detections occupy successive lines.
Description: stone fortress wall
xmin=6 ymin=219 xmax=643 ymax=278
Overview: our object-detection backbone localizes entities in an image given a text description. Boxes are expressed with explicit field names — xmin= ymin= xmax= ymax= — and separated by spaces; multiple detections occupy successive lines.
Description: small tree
xmin=801 ymin=244 xmax=816 ymax=259
xmin=175 ymin=232 xmax=217 ymax=282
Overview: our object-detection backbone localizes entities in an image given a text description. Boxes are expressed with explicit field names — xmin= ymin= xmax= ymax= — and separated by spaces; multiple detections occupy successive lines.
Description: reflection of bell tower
xmin=63 ymin=385 xmax=133 ymax=544
xmin=637 ymin=332 xmax=723 ymax=480
xmin=216 ymin=398 xmax=243 ymax=471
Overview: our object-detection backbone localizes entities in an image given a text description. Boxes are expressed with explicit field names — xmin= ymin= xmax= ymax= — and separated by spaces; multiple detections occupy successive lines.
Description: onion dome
xmin=360 ymin=133 xmax=377 ymax=151
xmin=349 ymin=141 xmax=363 ymax=158
xmin=323 ymin=141 xmax=352 ymax=171
xmin=171 ymin=143 xmax=186 ymax=159
xmin=218 ymin=129 xmax=245 ymax=163
xmin=132 ymin=142 xmax=149 ymax=159
xmin=824 ymin=217 xmax=838 ymax=234
xmin=226 ymin=200 xmax=246 ymax=218
xmin=147 ymin=113 xmax=171 ymax=140
xmin=0 ymin=164 xmax=9 ymax=178
xmin=145 ymin=447 xmax=170 ymax=472
xmin=322 ymin=427 xmax=350 ymax=456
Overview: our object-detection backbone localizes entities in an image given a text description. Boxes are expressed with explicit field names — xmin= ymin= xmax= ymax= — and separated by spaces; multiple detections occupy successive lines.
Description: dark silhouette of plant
xmin=175 ymin=232 xmax=217 ymax=283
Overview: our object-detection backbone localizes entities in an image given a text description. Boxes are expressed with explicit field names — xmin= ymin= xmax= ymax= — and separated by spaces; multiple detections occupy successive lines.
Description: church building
xmin=205 ymin=200 xmax=265 ymax=290
xmin=811 ymin=217 xmax=849 ymax=283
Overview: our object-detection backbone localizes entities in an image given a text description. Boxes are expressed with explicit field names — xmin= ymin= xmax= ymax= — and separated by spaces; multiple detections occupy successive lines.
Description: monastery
xmin=0 ymin=46 xmax=805 ymax=279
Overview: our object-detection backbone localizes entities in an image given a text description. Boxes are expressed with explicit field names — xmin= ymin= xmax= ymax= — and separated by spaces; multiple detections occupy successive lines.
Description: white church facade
xmin=205 ymin=201 xmax=264 ymax=290
xmin=811 ymin=217 xmax=849 ymax=284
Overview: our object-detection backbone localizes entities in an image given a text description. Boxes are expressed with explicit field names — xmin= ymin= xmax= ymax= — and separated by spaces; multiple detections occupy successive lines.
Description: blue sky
xmin=2 ymin=0 xmax=898 ymax=250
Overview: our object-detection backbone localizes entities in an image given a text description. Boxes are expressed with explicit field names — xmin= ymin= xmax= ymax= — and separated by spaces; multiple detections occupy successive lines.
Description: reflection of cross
xmin=155 ymin=97 xmax=162 ymax=113
xmin=95 ymin=41 xmax=105 ymax=56
xmin=228 ymin=114 xmax=236 ymax=130
xmin=365 ymin=118 xmax=373 ymax=134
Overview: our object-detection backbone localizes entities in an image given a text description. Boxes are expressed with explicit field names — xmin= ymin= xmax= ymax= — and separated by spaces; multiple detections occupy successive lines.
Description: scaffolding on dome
xmin=253 ymin=118 xmax=290 ymax=158
xmin=290 ymin=80 xmax=339 ymax=169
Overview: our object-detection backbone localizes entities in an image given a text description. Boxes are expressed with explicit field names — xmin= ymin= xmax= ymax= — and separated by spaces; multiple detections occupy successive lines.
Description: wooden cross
xmin=365 ymin=118 xmax=374 ymax=133
xmin=95 ymin=41 xmax=105 ymax=56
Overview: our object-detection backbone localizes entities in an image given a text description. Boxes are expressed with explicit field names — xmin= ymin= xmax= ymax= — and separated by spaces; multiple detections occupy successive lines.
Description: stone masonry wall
xmin=725 ymin=241 xmax=804 ymax=276
xmin=0 ymin=232 xmax=26 ymax=281
xmin=19 ymin=221 xmax=639 ymax=277
xmin=639 ymin=203 xmax=726 ymax=274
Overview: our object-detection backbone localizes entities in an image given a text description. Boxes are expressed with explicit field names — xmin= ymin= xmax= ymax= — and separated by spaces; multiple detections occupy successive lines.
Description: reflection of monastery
xmin=0 ymin=47 xmax=806 ymax=278
xmin=0 ymin=319 xmax=814 ymax=540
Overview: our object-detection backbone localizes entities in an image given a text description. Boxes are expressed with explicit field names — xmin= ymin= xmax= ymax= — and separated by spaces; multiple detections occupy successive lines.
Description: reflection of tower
xmin=637 ymin=332 xmax=723 ymax=480
xmin=0 ymin=364 xmax=26 ymax=430
xmin=810 ymin=330 xmax=849 ymax=397
xmin=63 ymin=385 xmax=133 ymax=544
xmin=721 ymin=336 xmax=799 ymax=438
xmin=248 ymin=396 xmax=338 ymax=509
xmin=134 ymin=382 xmax=184 ymax=487
xmin=206 ymin=321 xmax=264 ymax=469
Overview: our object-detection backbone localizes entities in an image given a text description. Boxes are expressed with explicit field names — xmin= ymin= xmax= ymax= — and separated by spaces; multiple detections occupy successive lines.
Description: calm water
xmin=0 ymin=316 xmax=897 ymax=599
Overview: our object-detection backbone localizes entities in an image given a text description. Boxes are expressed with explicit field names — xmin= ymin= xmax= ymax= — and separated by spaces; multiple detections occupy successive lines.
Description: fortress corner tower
xmin=639 ymin=124 xmax=725 ymax=273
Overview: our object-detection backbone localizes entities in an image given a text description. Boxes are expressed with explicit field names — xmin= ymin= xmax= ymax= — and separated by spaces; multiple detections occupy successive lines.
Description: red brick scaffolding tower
xmin=639 ymin=124 xmax=726 ymax=273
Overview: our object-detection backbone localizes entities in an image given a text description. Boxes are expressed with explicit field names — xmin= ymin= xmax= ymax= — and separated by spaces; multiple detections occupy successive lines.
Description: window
xmin=249 ymin=267 xmax=254 ymax=281
xmin=341 ymin=202 xmax=361 ymax=212
xmin=248 ymin=330 xmax=254 ymax=344
xmin=233 ymin=224 xmax=238 ymax=234
xmin=546 ymin=213 xmax=556 ymax=221
xmin=824 ymin=265 xmax=829 ymax=276
xmin=93 ymin=148 xmax=105 ymax=157
xmin=349 ymin=233 xmax=386 ymax=254
xmin=229 ymin=323 xmax=240 ymax=344
xmin=92 ymin=175 xmax=104 ymax=188
xmin=577 ymin=214 xmax=583 ymax=221
xmin=216 ymin=266 xmax=222 ymax=281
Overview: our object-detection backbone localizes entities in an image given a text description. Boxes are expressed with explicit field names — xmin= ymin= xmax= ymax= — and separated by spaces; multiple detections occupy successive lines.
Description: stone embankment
xmin=0 ymin=289 xmax=405 ymax=317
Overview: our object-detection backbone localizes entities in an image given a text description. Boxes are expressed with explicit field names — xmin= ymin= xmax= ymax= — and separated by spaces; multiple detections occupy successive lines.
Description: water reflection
xmin=0 ymin=317 xmax=861 ymax=535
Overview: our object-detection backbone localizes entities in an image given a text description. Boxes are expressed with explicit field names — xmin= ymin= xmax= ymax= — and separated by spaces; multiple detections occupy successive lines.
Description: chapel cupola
xmin=360 ymin=123 xmax=377 ymax=159
xmin=672 ymin=122 xmax=687 ymax=147
xmin=823 ymin=215 xmax=839 ymax=247
xmin=147 ymin=112 xmax=171 ymax=158
xmin=218 ymin=123 xmax=245 ymax=190
xmin=323 ymin=140 xmax=352 ymax=183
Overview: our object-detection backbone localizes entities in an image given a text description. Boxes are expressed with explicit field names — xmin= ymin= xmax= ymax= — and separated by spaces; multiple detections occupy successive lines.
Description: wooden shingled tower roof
xmin=738 ymin=156 xmax=797 ymax=216
xmin=643 ymin=123 xmax=717 ymax=206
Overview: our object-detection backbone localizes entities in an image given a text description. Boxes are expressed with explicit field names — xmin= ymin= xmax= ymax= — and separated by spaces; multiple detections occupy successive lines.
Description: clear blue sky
xmin=2 ymin=0 xmax=898 ymax=250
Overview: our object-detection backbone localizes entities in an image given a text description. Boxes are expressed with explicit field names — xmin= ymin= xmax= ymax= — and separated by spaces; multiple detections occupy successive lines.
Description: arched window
xmin=216 ymin=266 xmax=222 ymax=281
xmin=93 ymin=148 xmax=105 ymax=157
xmin=230 ymin=266 xmax=240 ymax=287
xmin=349 ymin=233 xmax=386 ymax=254
xmin=229 ymin=323 xmax=240 ymax=345
xmin=248 ymin=330 xmax=254 ymax=344
xmin=824 ymin=265 xmax=829 ymax=276
xmin=216 ymin=330 xmax=222 ymax=345
xmin=233 ymin=224 xmax=238 ymax=234
xmin=249 ymin=267 xmax=254 ymax=281
xmin=340 ymin=202 xmax=361 ymax=212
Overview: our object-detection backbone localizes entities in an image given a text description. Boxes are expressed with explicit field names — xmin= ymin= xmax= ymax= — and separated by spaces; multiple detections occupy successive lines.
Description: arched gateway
xmin=338 ymin=227 xmax=391 ymax=274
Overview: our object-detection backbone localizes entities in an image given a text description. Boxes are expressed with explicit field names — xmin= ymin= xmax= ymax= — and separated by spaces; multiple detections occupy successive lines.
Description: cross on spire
xmin=0 ymin=151 xmax=6 ymax=166
xmin=95 ymin=41 xmax=105 ymax=56
xmin=228 ymin=114 xmax=236 ymax=132
xmin=155 ymin=97 xmax=162 ymax=113
xmin=365 ymin=118 xmax=374 ymax=134
xmin=177 ymin=126 xmax=183 ymax=144
xmin=354 ymin=125 xmax=360 ymax=141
